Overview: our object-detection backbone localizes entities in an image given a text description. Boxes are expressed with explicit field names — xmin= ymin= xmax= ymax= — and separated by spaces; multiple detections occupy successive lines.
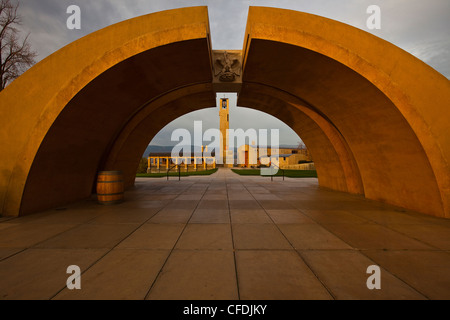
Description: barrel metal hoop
xmin=97 ymin=180 xmax=124 ymax=183
xmin=98 ymin=171 xmax=123 ymax=175
xmin=97 ymin=192 xmax=124 ymax=196
xmin=98 ymin=200 xmax=124 ymax=205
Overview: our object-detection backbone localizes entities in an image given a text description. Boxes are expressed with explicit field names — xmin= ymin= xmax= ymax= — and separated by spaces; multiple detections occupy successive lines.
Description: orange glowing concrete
xmin=0 ymin=7 xmax=215 ymax=215
xmin=238 ymin=7 xmax=450 ymax=218
xmin=0 ymin=6 xmax=449 ymax=218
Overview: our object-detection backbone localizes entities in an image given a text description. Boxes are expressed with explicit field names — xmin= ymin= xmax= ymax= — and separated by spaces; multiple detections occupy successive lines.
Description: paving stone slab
xmin=299 ymin=250 xmax=426 ymax=300
xmin=0 ymin=248 xmax=107 ymax=300
xmin=175 ymin=224 xmax=233 ymax=250
xmin=236 ymin=250 xmax=332 ymax=300
xmin=54 ymin=249 xmax=169 ymax=300
xmin=232 ymin=224 xmax=292 ymax=250
xmin=147 ymin=250 xmax=238 ymax=300
xmin=363 ymin=250 xmax=450 ymax=299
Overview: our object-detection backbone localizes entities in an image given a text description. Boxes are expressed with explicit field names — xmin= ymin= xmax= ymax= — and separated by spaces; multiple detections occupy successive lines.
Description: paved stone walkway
xmin=1 ymin=168 xmax=449 ymax=300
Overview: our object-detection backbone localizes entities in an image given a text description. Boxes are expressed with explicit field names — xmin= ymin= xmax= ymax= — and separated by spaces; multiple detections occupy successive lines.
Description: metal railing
xmin=167 ymin=164 xmax=181 ymax=181
xmin=267 ymin=163 xmax=285 ymax=181
xmin=164 ymin=159 xmax=214 ymax=181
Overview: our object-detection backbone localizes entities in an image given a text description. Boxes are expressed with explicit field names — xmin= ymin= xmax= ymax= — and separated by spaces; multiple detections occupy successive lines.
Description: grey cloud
xmin=18 ymin=0 xmax=449 ymax=76
xmin=208 ymin=0 xmax=250 ymax=49
xmin=404 ymin=38 xmax=450 ymax=79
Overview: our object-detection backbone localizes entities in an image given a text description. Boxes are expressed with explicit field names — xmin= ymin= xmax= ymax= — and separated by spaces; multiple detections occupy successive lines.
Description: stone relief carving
xmin=214 ymin=51 xmax=241 ymax=82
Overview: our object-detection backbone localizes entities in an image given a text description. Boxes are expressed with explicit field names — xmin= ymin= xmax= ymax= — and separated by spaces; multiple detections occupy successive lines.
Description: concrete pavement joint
xmin=240 ymin=175 xmax=337 ymax=300
xmin=143 ymin=177 xmax=211 ymax=300
xmin=46 ymin=186 xmax=178 ymax=300
xmin=296 ymin=209 xmax=432 ymax=300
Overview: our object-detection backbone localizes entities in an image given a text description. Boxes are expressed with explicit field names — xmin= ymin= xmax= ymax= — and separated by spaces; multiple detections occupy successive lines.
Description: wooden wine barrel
xmin=96 ymin=171 xmax=124 ymax=205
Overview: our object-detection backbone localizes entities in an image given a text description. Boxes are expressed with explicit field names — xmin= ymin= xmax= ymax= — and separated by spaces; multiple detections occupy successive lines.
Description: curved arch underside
xmin=21 ymin=40 xmax=215 ymax=214
xmin=239 ymin=39 xmax=443 ymax=216
xmin=0 ymin=6 xmax=449 ymax=218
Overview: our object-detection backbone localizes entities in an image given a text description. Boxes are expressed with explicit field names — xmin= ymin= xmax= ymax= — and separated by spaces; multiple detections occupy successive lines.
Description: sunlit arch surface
xmin=0 ymin=6 xmax=448 ymax=218
xmin=239 ymin=7 xmax=450 ymax=218
xmin=0 ymin=7 xmax=216 ymax=215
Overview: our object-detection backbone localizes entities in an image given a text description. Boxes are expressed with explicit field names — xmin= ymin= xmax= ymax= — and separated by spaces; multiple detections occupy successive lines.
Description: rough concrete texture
xmin=0 ymin=7 xmax=216 ymax=216
xmin=239 ymin=7 xmax=450 ymax=218
xmin=0 ymin=169 xmax=449 ymax=300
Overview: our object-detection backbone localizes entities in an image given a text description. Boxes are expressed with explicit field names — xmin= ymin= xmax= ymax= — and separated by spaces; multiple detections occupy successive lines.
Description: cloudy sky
xmin=15 ymin=0 xmax=450 ymax=146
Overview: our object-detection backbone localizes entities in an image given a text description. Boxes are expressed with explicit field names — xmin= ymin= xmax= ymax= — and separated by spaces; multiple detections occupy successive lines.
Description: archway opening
xmin=140 ymin=93 xmax=313 ymax=177
xmin=0 ymin=6 xmax=447 ymax=219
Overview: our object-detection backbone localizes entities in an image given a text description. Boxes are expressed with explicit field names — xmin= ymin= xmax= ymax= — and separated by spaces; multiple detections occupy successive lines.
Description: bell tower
xmin=219 ymin=98 xmax=231 ymax=166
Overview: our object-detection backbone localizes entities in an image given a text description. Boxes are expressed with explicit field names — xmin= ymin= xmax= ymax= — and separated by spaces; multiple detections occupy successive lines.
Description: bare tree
xmin=1 ymin=0 xmax=37 ymax=91
xmin=297 ymin=142 xmax=306 ymax=150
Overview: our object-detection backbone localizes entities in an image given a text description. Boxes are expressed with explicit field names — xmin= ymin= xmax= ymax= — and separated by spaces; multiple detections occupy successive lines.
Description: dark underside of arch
xmin=20 ymin=38 xmax=215 ymax=214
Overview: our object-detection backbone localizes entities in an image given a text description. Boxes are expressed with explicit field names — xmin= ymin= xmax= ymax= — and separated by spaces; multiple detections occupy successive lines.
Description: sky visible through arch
xmin=15 ymin=0 xmax=450 ymax=146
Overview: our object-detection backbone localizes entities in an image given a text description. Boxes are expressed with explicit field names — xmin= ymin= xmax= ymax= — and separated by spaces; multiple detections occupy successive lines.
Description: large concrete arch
xmin=0 ymin=6 xmax=449 ymax=218
xmin=238 ymin=83 xmax=364 ymax=196
xmin=0 ymin=7 xmax=216 ymax=215
xmin=238 ymin=7 xmax=450 ymax=218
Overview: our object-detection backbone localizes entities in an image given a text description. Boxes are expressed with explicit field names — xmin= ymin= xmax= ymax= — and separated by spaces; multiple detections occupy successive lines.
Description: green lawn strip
xmin=231 ymin=169 xmax=317 ymax=178
xmin=136 ymin=168 xmax=218 ymax=178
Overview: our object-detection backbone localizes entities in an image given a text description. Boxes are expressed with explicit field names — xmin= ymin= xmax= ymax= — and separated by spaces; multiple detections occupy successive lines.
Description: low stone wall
xmin=282 ymin=163 xmax=316 ymax=170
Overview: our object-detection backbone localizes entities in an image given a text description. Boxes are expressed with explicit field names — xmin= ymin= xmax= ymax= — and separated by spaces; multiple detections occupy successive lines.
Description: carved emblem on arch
xmin=214 ymin=51 xmax=241 ymax=82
